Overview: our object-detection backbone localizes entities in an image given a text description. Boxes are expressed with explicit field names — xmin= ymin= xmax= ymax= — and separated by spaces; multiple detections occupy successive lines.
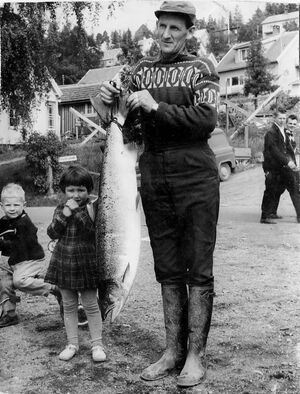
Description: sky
xmin=74 ymin=0 xmax=294 ymax=36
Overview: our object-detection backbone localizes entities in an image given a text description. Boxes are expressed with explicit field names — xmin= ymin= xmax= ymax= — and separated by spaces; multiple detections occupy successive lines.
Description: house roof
xmin=78 ymin=65 xmax=123 ymax=84
xmin=261 ymin=11 xmax=298 ymax=25
xmin=216 ymin=31 xmax=297 ymax=73
xmin=59 ymin=83 xmax=102 ymax=104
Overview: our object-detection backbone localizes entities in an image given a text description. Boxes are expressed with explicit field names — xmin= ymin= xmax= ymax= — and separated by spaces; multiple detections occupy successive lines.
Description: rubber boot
xmin=140 ymin=284 xmax=188 ymax=381
xmin=177 ymin=287 xmax=214 ymax=387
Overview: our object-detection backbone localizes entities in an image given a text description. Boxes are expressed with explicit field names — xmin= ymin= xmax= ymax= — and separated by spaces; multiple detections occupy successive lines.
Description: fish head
xmin=90 ymin=65 xmax=133 ymax=126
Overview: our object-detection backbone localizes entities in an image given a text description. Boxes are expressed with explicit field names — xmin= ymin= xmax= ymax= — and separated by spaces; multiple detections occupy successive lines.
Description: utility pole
xmin=299 ymin=5 xmax=300 ymax=79
xmin=212 ymin=0 xmax=231 ymax=45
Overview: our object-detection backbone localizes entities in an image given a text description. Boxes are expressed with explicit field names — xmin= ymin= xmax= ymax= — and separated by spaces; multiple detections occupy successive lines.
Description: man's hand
xmin=100 ymin=81 xmax=122 ymax=105
xmin=126 ymin=90 xmax=158 ymax=113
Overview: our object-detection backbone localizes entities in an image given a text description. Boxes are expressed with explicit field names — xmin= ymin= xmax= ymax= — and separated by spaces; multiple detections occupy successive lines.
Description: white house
xmin=261 ymin=11 xmax=298 ymax=39
xmin=100 ymin=48 xmax=122 ymax=67
xmin=0 ymin=79 xmax=62 ymax=145
xmin=216 ymin=31 xmax=300 ymax=97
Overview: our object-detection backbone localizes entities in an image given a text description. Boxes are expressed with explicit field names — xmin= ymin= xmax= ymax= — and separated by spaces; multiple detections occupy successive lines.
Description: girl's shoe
xmin=59 ymin=344 xmax=78 ymax=361
xmin=92 ymin=345 xmax=106 ymax=362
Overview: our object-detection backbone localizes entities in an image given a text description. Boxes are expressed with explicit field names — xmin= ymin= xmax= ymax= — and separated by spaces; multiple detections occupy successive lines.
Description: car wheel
xmin=219 ymin=163 xmax=231 ymax=181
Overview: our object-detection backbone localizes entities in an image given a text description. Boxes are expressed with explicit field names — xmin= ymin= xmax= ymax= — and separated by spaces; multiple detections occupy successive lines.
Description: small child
xmin=45 ymin=165 xmax=106 ymax=362
xmin=0 ymin=183 xmax=61 ymax=328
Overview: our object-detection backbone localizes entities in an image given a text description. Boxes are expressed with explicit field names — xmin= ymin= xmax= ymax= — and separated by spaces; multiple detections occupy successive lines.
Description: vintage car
xmin=208 ymin=127 xmax=236 ymax=181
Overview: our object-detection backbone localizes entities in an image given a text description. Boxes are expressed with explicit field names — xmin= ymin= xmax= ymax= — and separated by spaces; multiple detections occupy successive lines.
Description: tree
xmin=237 ymin=8 xmax=265 ymax=42
xmin=232 ymin=5 xmax=243 ymax=28
xmin=265 ymin=3 xmax=297 ymax=16
xmin=110 ymin=30 xmax=122 ymax=48
xmin=1 ymin=2 xmax=119 ymax=128
xmin=244 ymin=39 xmax=277 ymax=109
xmin=186 ymin=36 xmax=200 ymax=55
xmin=283 ymin=20 xmax=298 ymax=32
xmin=147 ymin=40 xmax=160 ymax=58
xmin=118 ymin=29 xmax=143 ymax=66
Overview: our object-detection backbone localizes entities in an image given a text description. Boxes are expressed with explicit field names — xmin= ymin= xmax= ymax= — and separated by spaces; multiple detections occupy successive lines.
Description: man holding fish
xmin=100 ymin=0 xmax=220 ymax=388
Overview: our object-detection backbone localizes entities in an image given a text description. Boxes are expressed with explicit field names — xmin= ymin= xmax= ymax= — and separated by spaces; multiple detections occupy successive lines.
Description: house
xmin=138 ymin=37 xmax=154 ymax=55
xmin=261 ymin=11 xmax=298 ymax=39
xmin=100 ymin=48 xmax=122 ymax=67
xmin=59 ymin=65 xmax=123 ymax=138
xmin=216 ymin=31 xmax=300 ymax=97
xmin=193 ymin=29 xmax=210 ymax=57
xmin=0 ymin=78 xmax=61 ymax=145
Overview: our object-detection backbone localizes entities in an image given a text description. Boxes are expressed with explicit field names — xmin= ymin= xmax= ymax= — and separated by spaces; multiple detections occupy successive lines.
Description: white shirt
xmin=274 ymin=122 xmax=286 ymax=142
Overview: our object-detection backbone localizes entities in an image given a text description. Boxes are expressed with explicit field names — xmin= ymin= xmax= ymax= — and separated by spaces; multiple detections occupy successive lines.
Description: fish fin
xmin=110 ymin=299 xmax=126 ymax=323
xmin=122 ymin=263 xmax=130 ymax=283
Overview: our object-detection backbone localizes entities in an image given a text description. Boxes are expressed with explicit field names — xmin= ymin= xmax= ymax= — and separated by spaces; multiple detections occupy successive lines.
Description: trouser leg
xmin=13 ymin=259 xmax=55 ymax=296
xmin=177 ymin=287 xmax=214 ymax=387
xmin=285 ymin=170 xmax=300 ymax=219
xmin=0 ymin=263 xmax=19 ymax=316
xmin=140 ymin=284 xmax=188 ymax=381
xmin=261 ymin=171 xmax=279 ymax=219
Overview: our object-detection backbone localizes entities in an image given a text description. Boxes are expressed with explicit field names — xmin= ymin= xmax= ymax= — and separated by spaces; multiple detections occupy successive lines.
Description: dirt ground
xmin=1 ymin=164 xmax=300 ymax=394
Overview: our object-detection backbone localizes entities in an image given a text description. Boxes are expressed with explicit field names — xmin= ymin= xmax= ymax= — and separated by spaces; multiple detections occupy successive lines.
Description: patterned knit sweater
xmin=130 ymin=53 xmax=220 ymax=151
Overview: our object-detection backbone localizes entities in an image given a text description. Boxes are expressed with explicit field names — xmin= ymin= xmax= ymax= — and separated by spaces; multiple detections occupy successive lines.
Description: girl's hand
xmin=63 ymin=199 xmax=79 ymax=217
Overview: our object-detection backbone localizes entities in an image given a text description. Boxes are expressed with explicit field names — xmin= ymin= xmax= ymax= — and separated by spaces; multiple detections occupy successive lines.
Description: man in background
xmin=260 ymin=111 xmax=300 ymax=224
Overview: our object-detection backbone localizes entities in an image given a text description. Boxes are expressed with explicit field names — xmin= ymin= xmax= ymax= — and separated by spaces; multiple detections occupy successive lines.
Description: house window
xmin=232 ymin=77 xmax=239 ymax=86
xmin=240 ymin=49 xmax=248 ymax=61
xmin=9 ymin=109 xmax=17 ymax=127
xmin=85 ymin=103 xmax=94 ymax=115
xmin=48 ymin=102 xmax=55 ymax=130
xmin=239 ymin=75 xmax=244 ymax=85
xmin=273 ymin=25 xmax=280 ymax=34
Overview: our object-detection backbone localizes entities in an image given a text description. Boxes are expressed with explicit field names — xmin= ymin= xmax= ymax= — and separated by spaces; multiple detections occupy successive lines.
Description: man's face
xmin=156 ymin=14 xmax=192 ymax=55
xmin=275 ymin=113 xmax=286 ymax=127
xmin=286 ymin=118 xmax=297 ymax=132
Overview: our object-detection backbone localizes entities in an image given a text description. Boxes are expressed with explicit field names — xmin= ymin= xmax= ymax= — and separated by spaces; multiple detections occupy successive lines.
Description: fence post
xmin=47 ymin=156 xmax=55 ymax=197
xmin=244 ymin=125 xmax=249 ymax=148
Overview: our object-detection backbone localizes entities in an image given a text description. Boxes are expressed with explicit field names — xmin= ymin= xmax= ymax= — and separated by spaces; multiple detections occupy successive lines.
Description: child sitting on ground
xmin=0 ymin=183 xmax=61 ymax=328
xmin=45 ymin=165 xmax=106 ymax=363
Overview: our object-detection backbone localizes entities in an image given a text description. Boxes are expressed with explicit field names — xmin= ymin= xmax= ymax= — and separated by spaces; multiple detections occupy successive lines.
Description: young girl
xmin=45 ymin=165 xmax=105 ymax=362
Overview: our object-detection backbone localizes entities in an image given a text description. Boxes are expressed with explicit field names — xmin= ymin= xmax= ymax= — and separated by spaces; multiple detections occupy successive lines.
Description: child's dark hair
xmin=59 ymin=165 xmax=94 ymax=193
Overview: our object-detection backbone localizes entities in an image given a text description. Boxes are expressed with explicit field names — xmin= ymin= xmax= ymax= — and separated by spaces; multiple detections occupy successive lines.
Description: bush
xmin=61 ymin=140 xmax=104 ymax=195
xmin=270 ymin=93 xmax=300 ymax=112
xmin=23 ymin=131 xmax=64 ymax=194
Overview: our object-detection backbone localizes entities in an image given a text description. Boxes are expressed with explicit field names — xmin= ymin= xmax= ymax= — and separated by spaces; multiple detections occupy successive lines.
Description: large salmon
xmin=91 ymin=67 xmax=141 ymax=323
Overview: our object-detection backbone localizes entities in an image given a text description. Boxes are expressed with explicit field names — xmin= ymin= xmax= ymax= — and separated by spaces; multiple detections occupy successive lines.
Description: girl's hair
xmin=59 ymin=165 xmax=94 ymax=193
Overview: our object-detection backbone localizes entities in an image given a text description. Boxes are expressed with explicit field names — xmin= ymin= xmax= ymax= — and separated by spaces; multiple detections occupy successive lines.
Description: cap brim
xmin=154 ymin=10 xmax=195 ymax=24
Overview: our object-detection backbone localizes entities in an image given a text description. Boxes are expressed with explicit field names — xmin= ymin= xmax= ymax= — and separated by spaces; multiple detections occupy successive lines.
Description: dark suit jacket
xmin=263 ymin=122 xmax=290 ymax=171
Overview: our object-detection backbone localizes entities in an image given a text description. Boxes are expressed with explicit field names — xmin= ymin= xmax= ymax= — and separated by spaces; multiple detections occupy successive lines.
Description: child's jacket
xmin=0 ymin=211 xmax=45 ymax=265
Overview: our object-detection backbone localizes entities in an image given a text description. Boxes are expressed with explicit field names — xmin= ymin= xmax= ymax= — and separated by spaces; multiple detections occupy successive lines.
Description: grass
xmin=0 ymin=145 xmax=26 ymax=161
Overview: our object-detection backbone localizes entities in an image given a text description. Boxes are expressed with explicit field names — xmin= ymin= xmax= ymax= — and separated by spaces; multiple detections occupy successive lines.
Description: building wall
xmin=219 ymin=39 xmax=299 ymax=98
xmin=59 ymin=102 xmax=100 ymax=139
xmin=219 ymin=69 xmax=246 ymax=96
xmin=0 ymin=89 xmax=60 ymax=145
xmin=276 ymin=37 xmax=299 ymax=90
xmin=262 ymin=16 xmax=298 ymax=38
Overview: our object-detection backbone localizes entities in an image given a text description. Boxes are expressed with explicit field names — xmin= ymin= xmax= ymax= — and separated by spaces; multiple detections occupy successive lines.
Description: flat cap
xmin=155 ymin=1 xmax=196 ymax=25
